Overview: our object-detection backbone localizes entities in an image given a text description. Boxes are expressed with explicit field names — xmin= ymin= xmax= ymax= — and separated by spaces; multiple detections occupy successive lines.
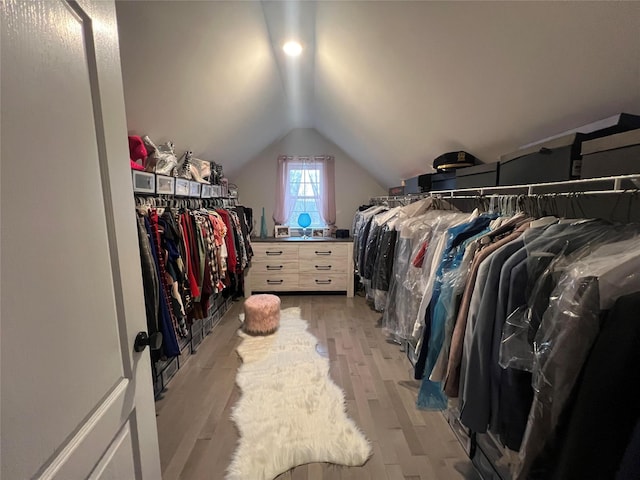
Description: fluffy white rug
xmin=227 ymin=307 xmax=372 ymax=480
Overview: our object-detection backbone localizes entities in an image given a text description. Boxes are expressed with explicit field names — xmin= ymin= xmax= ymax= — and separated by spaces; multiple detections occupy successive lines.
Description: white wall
xmin=233 ymin=128 xmax=386 ymax=236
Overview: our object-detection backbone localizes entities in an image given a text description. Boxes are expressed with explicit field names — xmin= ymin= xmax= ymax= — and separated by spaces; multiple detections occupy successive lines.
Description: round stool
xmin=243 ymin=294 xmax=281 ymax=335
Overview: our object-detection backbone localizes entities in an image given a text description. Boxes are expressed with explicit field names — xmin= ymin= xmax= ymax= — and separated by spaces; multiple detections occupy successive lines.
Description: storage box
xmin=431 ymin=171 xmax=456 ymax=191
xmin=499 ymin=113 xmax=640 ymax=186
xmin=404 ymin=176 xmax=420 ymax=194
xmin=203 ymin=315 xmax=213 ymax=334
xmin=581 ymin=128 xmax=640 ymax=178
xmin=190 ymin=318 xmax=204 ymax=352
xmin=456 ymin=163 xmax=499 ymax=189
xmin=404 ymin=174 xmax=432 ymax=193
xmin=419 ymin=174 xmax=433 ymax=192
xmin=161 ymin=357 xmax=179 ymax=385
xmin=473 ymin=433 xmax=512 ymax=480
xmin=499 ymin=133 xmax=579 ymax=186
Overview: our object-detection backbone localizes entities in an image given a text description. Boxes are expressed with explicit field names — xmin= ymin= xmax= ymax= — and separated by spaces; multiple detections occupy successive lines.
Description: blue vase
xmin=297 ymin=212 xmax=312 ymax=238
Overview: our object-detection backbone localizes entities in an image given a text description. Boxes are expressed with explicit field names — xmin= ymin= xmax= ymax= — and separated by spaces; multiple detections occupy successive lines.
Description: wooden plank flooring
xmin=155 ymin=295 xmax=480 ymax=480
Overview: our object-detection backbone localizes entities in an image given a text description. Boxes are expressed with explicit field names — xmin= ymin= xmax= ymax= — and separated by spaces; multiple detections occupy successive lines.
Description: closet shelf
xmin=132 ymin=170 xmax=233 ymax=199
xmin=371 ymin=173 xmax=640 ymax=202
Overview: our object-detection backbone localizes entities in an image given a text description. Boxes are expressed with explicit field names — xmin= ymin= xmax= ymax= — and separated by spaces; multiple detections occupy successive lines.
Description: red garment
xmin=412 ymin=241 xmax=429 ymax=268
xmin=180 ymin=213 xmax=201 ymax=299
xmin=216 ymin=209 xmax=237 ymax=274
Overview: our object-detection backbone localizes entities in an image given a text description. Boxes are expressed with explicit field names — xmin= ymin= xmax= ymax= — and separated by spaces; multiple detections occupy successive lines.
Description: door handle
xmin=266 ymin=265 xmax=283 ymax=270
xmin=315 ymin=265 xmax=332 ymax=270
xmin=134 ymin=331 xmax=163 ymax=352
xmin=315 ymin=251 xmax=332 ymax=255
xmin=266 ymin=251 xmax=283 ymax=256
xmin=267 ymin=280 xmax=284 ymax=285
xmin=315 ymin=279 xmax=332 ymax=284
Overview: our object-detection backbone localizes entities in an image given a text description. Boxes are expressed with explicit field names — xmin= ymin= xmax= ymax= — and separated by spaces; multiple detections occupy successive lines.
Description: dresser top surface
xmin=251 ymin=237 xmax=352 ymax=243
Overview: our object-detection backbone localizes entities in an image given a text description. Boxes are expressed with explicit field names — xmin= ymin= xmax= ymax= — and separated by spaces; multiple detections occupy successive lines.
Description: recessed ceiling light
xmin=283 ymin=41 xmax=302 ymax=57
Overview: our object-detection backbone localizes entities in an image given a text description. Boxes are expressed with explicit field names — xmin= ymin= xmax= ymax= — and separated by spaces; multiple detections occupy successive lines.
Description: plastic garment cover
xmin=415 ymin=215 xmax=497 ymax=409
xmin=429 ymin=224 xmax=497 ymax=384
xmin=362 ymin=221 xmax=382 ymax=300
xmin=412 ymin=211 xmax=479 ymax=341
xmin=499 ymin=221 xmax=633 ymax=372
xmin=352 ymin=207 xmax=380 ymax=271
xmin=363 ymin=208 xmax=401 ymax=300
xmin=352 ymin=208 xmax=370 ymax=272
xmin=371 ymin=199 xmax=446 ymax=312
xmin=355 ymin=208 xmax=386 ymax=276
xmin=372 ymin=224 xmax=398 ymax=311
xmin=142 ymin=135 xmax=178 ymax=176
xmin=416 ymin=268 xmax=461 ymax=409
xmin=514 ymin=234 xmax=640 ymax=479
xmin=381 ymin=212 xmax=441 ymax=340
xmin=409 ymin=212 xmax=471 ymax=344
xmin=363 ymin=221 xmax=383 ymax=281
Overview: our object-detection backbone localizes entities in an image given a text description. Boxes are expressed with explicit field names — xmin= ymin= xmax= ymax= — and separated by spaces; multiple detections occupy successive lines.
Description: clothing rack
xmin=134 ymin=191 xmax=241 ymax=399
xmin=370 ymin=174 xmax=640 ymax=223
xmin=366 ymin=173 xmax=640 ymax=480
xmin=134 ymin=194 xmax=237 ymax=209
xmin=371 ymin=173 xmax=640 ymax=203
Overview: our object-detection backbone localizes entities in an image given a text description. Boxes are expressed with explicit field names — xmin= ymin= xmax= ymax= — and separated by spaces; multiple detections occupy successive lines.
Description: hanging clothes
xmin=135 ymin=200 xmax=253 ymax=359
xmin=354 ymin=195 xmax=640 ymax=480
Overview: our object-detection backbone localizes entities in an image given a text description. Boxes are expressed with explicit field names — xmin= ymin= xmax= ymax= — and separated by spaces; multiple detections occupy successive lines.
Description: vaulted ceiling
xmin=116 ymin=1 xmax=640 ymax=188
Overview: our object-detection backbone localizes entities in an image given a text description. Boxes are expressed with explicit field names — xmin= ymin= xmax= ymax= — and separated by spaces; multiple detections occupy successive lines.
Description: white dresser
xmin=245 ymin=239 xmax=354 ymax=298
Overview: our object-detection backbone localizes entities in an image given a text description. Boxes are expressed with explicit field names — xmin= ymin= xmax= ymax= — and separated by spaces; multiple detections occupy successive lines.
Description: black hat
xmin=433 ymin=151 xmax=477 ymax=172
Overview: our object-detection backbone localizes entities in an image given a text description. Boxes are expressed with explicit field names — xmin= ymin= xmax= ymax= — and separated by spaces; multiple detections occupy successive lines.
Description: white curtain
xmin=273 ymin=155 xmax=336 ymax=227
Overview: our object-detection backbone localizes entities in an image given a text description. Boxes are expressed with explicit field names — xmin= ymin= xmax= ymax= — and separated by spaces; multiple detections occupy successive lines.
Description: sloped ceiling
xmin=116 ymin=1 xmax=640 ymax=188
xmin=116 ymin=1 xmax=291 ymax=170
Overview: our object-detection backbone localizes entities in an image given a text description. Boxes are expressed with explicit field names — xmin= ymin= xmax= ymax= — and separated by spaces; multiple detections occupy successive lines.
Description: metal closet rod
xmin=370 ymin=173 xmax=640 ymax=202
xmin=134 ymin=194 xmax=236 ymax=208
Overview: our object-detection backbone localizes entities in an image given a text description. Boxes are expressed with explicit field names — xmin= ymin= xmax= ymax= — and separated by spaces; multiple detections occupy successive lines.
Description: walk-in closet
xmin=3 ymin=1 xmax=640 ymax=479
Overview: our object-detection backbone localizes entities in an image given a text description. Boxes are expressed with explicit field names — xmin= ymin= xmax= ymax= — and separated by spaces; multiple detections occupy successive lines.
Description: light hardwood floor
xmin=155 ymin=295 xmax=480 ymax=480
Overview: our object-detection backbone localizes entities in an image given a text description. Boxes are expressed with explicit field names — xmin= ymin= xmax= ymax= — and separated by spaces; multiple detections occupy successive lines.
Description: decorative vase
xmin=260 ymin=207 xmax=268 ymax=239
xmin=297 ymin=212 xmax=312 ymax=239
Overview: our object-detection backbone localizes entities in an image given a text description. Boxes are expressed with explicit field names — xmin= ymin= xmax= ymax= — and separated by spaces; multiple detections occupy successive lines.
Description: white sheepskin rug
xmin=227 ymin=307 xmax=372 ymax=480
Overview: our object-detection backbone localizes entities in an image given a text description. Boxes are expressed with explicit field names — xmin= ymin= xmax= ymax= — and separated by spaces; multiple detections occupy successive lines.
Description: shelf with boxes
xmin=398 ymin=113 xmax=640 ymax=193
xmin=132 ymin=170 xmax=233 ymax=199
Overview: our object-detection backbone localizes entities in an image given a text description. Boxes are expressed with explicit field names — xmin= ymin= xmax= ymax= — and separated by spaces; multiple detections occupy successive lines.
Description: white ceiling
xmin=116 ymin=1 xmax=640 ymax=188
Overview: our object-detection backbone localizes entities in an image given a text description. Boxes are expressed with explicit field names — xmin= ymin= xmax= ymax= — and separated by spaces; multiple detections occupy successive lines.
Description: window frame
xmin=285 ymin=161 xmax=325 ymax=228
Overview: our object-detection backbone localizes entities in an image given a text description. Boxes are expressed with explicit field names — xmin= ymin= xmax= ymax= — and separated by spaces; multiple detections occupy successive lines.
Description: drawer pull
xmin=315 ymin=250 xmax=332 ymax=255
xmin=315 ymin=279 xmax=332 ymax=285
xmin=266 ymin=265 xmax=283 ymax=270
xmin=267 ymin=280 xmax=284 ymax=285
xmin=315 ymin=265 xmax=332 ymax=270
xmin=266 ymin=250 xmax=283 ymax=256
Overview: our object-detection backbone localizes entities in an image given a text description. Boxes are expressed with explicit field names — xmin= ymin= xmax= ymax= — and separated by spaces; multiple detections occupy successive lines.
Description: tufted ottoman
xmin=243 ymin=294 xmax=281 ymax=335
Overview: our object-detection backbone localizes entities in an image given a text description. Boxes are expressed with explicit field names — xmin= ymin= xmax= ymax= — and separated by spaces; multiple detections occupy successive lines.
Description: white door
xmin=1 ymin=1 xmax=161 ymax=479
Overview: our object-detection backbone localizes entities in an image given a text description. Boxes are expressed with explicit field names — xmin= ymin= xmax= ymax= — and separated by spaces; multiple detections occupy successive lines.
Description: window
xmin=274 ymin=155 xmax=336 ymax=231
xmin=286 ymin=163 xmax=324 ymax=227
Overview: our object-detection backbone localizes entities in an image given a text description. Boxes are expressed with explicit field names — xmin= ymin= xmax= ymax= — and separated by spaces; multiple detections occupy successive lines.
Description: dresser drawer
xmin=299 ymin=258 xmax=347 ymax=274
xmin=299 ymin=273 xmax=347 ymax=291
xmin=251 ymin=259 xmax=299 ymax=274
xmin=252 ymin=243 xmax=299 ymax=259
xmin=299 ymin=244 xmax=348 ymax=261
xmin=250 ymin=273 xmax=299 ymax=291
